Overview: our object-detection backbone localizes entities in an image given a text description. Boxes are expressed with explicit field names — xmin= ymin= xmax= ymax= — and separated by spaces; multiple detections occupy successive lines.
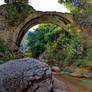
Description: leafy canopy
xmin=21 ymin=24 xmax=82 ymax=65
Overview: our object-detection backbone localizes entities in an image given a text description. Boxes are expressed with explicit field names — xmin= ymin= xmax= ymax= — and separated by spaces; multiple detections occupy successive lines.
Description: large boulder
xmin=0 ymin=58 xmax=52 ymax=92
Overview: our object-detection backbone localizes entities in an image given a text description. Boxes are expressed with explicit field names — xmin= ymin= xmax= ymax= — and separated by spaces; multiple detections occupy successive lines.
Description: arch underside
xmin=15 ymin=12 xmax=74 ymax=46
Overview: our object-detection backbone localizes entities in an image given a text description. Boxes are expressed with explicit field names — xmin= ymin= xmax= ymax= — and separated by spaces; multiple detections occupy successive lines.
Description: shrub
xmin=5 ymin=2 xmax=33 ymax=25
xmin=0 ymin=39 xmax=5 ymax=53
xmin=0 ymin=39 xmax=14 ymax=61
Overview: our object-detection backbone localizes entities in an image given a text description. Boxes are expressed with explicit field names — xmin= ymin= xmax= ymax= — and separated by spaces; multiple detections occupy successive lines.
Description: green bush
xmin=5 ymin=2 xmax=32 ymax=25
xmin=21 ymin=23 xmax=92 ymax=67
xmin=0 ymin=39 xmax=14 ymax=61
xmin=73 ymin=59 xmax=87 ymax=67
xmin=22 ymin=24 xmax=83 ymax=65
xmin=0 ymin=39 xmax=5 ymax=53
xmin=58 ymin=0 xmax=92 ymax=25
xmin=45 ymin=29 xmax=82 ymax=65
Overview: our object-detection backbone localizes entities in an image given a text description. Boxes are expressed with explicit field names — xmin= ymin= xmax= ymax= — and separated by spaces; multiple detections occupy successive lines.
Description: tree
xmin=23 ymin=24 xmax=82 ymax=65
xmin=24 ymin=24 xmax=60 ymax=58
xmin=58 ymin=0 xmax=92 ymax=25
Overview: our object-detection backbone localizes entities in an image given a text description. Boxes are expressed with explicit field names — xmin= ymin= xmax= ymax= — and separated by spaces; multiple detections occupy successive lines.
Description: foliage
xmin=25 ymin=31 xmax=45 ymax=58
xmin=0 ymin=39 xmax=5 ymax=53
xmin=73 ymin=59 xmax=87 ymax=67
xmin=5 ymin=2 xmax=32 ymax=25
xmin=5 ymin=0 xmax=28 ymax=3
xmin=57 ymin=0 xmax=92 ymax=66
xmin=58 ymin=0 xmax=92 ymax=25
xmin=21 ymin=24 xmax=83 ymax=66
xmin=45 ymin=28 xmax=82 ymax=65
xmin=24 ymin=24 xmax=59 ymax=58
xmin=0 ymin=39 xmax=14 ymax=61
xmin=72 ymin=43 xmax=92 ymax=67
xmin=21 ymin=23 xmax=92 ymax=66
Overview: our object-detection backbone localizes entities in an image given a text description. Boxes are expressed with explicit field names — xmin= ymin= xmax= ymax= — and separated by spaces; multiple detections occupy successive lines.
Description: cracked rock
xmin=0 ymin=58 xmax=52 ymax=92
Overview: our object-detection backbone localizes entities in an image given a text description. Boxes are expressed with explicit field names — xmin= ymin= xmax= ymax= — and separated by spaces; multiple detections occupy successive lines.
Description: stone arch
xmin=15 ymin=11 xmax=75 ymax=46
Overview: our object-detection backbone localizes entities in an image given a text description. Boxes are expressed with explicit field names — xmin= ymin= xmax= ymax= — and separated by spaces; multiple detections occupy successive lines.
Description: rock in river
xmin=0 ymin=58 xmax=53 ymax=92
xmin=52 ymin=66 xmax=61 ymax=72
xmin=70 ymin=71 xmax=83 ymax=78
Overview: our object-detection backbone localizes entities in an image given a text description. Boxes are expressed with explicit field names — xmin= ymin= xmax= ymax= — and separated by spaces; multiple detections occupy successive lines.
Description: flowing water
xmin=59 ymin=74 xmax=92 ymax=92
xmin=51 ymin=66 xmax=92 ymax=92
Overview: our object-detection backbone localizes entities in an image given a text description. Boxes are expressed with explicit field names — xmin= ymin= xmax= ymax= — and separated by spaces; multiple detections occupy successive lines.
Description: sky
xmin=29 ymin=0 xmax=70 ymax=12
xmin=0 ymin=0 xmax=5 ymax=5
xmin=0 ymin=0 xmax=70 ymax=31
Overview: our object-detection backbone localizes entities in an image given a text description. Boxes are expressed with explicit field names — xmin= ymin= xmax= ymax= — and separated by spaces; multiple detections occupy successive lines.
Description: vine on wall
xmin=5 ymin=2 xmax=35 ymax=25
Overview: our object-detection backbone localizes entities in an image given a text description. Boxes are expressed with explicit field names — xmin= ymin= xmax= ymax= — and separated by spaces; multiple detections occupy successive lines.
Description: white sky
xmin=29 ymin=0 xmax=70 ymax=12
xmin=29 ymin=25 xmax=39 ymax=32
xmin=0 ymin=0 xmax=69 ymax=13
xmin=0 ymin=0 xmax=70 ymax=31
xmin=0 ymin=0 xmax=5 ymax=5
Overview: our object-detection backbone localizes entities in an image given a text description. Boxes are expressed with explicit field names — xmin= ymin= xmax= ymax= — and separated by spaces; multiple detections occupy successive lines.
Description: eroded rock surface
xmin=53 ymin=77 xmax=67 ymax=92
xmin=0 ymin=58 xmax=52 ymax=92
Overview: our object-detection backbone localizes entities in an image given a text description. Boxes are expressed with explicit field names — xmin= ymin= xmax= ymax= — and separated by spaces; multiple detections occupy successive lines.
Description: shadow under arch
xmin=15 ymin=11 xmax=75 ymax=46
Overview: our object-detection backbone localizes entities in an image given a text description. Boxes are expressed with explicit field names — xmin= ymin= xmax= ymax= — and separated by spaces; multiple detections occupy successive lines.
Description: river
xmin=52 ymin=66 xmax=92 ymax=92
xmin=58 ymin=74 xmax=92 ymax=92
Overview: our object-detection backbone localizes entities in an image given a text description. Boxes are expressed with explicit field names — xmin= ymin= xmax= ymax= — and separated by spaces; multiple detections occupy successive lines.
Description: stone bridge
xmin=16 ymin=11 xmax=75 ymax=47
xmin=0 ymin=4 xmax=75 ymax=53
xmin=0 ymin=0 xmax=91 ymax=57
xmin=0 ymin=1 xmax=91 ymax=59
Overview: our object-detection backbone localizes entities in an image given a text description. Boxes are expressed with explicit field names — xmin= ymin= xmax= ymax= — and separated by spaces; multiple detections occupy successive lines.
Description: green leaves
xmin=6 ymin=2 xmax=18 ymax=19
xmin=0 ymin=39 xmax=14 ymax=61
xmin=5 ymin=2 xmax=31 ymax=25
xmin=21 ymin=24 xmax=83 ymax=65
xmin=88 ymin=16 xmax=92 ymax=24
xmin=0 ymin=39 xmax=5 ymax=53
